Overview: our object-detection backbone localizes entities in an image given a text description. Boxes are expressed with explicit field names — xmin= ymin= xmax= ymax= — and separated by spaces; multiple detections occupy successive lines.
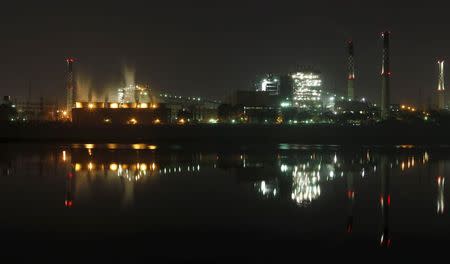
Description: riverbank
xmin=0 ymin=122 xmax=448 ymax=145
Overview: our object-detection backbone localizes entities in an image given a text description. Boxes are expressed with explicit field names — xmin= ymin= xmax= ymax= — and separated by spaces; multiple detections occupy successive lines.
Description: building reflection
xmin=64 ymin=145 xmax=433 ymax=211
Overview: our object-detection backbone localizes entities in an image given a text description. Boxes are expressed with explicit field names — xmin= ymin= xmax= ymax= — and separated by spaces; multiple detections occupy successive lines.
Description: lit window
xmin=128 ymin=118 xmax=138 ymax=125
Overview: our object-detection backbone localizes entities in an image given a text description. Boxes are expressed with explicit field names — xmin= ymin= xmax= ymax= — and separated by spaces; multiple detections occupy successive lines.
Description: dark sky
xmin=0 ymin=0 xmax=449 ymax=105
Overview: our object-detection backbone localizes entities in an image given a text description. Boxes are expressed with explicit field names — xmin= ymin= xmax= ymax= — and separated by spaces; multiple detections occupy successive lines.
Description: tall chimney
xmin=66 ymin=58 xmax=76 ymax=116
xmin=437 ymin=60 xmax=445 ymax=110
xmin=347 ymin=40 xmax=355 ymax=100
xmin=381 ymin=31 xmax=391 ymax=120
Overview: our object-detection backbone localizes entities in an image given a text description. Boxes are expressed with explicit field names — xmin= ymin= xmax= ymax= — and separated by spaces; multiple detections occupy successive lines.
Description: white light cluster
xmin=118 ymin=84 xmax=150 ymax=104
xmin=291 ymin=166 xmax=321 ymax=206
xmin=291 ymin=72 xmax=322 ymax=108
xmin=257 ymin=75 xmax=279 ymax=95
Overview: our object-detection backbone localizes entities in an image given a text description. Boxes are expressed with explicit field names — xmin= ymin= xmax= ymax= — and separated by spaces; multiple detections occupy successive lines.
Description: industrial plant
xmin=1 ymin=31 xmax=450 ymax=126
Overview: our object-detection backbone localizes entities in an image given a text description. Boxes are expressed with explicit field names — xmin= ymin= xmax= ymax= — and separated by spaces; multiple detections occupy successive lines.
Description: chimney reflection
xmin=346 ymin=171 xmax=355 ymax=234
xmin=379 ymin=156 xmax=391 ymax=248
xmin=65 ymin=166 xmax=75 ymax=208
xmin=437 ymin=161 xmax=445 ymax=215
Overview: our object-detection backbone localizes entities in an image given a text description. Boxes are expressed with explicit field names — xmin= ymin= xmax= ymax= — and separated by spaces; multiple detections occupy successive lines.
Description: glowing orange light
xmin=110 ymin=163 xmax=118 ymax=171
xmin=128 ymin=118 xmax=138 ymax=125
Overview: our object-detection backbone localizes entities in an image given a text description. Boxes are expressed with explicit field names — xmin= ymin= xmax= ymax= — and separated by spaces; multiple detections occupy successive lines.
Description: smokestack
xmin=66 ymin=58 xmax=77 ymax=115
xmin=380 ymin=31 xmax=391 ymax=120
xmin=347 ymin=40 xmax=355 ymax=100
xmin=437 ymin=60 xmax=445 ymax=110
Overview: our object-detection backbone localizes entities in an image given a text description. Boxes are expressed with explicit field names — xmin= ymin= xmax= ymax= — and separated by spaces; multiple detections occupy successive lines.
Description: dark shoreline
xmin=0 ymin=122 xmax=449 ymax=145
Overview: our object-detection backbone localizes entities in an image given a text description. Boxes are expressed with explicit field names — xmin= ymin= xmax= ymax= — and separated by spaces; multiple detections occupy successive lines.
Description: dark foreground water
xmin=0 ymin=143 xmax=449 ymax=260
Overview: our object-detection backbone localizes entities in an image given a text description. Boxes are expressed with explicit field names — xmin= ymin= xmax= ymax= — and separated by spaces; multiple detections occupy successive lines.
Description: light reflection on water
xmin=0 ymin=143 xmax=448 ymax=247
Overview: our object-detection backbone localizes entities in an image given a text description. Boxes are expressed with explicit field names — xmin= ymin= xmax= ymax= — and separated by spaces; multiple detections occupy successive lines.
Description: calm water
xmin=0 ymin=143 xmax=449 ymax=258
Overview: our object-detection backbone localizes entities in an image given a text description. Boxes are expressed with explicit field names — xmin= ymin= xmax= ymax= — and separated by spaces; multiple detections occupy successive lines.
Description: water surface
xmin=0 ymin=143 xmax=448 ymax=258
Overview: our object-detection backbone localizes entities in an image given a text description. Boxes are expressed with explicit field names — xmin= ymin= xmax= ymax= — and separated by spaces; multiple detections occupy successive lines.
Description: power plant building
xmin=72 ymin=102 xmax=170 ymax=125
xmin=256 ymin=74 xmax=280 ymax=95
xmin=292 ymin=71 xmax=323 ymax=109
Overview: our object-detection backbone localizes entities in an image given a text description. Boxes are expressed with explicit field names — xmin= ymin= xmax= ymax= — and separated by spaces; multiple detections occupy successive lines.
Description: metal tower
xmin=347 ymin=40 xmax=355 ymax=100
xmin=437 ymin=60 xmax=445 ymax=110
xmin=381 ymin=31 xmax=391 ymax=120
xmin=66 ymin=58 xmax=77 ymax=115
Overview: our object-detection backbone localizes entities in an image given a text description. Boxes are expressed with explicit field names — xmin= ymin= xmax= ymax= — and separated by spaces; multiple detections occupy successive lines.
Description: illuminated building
xmin=256 ymin=74 xmax=280 ymax=95
xmin=71 ymin=102 xmax=170 ymax=125
xmin=292 ymin=71 xmax=323 ymax=109
xmin=437 ymin=60 xmax=445 ymax=110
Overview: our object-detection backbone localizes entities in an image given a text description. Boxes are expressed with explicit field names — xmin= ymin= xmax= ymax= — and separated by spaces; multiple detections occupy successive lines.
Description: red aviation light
xmin=387 ymin=195 xmax=391 ymax=206
xmin=65 ymin=200 xmax=73 ymax=208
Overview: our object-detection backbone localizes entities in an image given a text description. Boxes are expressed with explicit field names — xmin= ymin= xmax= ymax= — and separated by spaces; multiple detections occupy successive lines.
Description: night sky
xmin=0 ymin=1 xmax=449 ymax=105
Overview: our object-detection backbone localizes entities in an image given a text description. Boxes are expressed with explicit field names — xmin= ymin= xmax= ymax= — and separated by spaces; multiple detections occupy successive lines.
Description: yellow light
xmin=128 ymin=118 xmax=138 ymax=125
xmin=140 ymin=163 xmax=147 ymax=171
xmin=106 ymin=143 xmax=118 ymax=149
xmin=62 ymin=150 xmax=66 ymax=162
xmin=62 ymin=111 xmax=68 ymax=117
xmin=139 ymin=103 xmax=148 ymax=108
xmin=75 ymin=102 xmax=83 ymax=108
xmin=88 ymin=103 xmax=95 ymax=109
xmin=148 ymin=145 xmax=157 ymax=150
xmin=151 ymin=104 xmax=157 ymax=108
xmin=154 ymin=119 xmax=161 ymax=124
xmin=110 ymin=103 xmax=118 ymax=109
xmin=84 ymin=144 xmax=94 ymax=149
xmin=88 ymin=162 xmax=94 ymax=171
xmin=178 ymin=118 xmax=185 ymax=124
xmin=151 ymin=163 xmax=156 ymax=170
xmin=132 ymin=144 xmax=145 ymax=149
xmin=110 ymin=163 xmax=118 ymax=171
xmin=75 ymin=163 xmax=81 ymax=171
xmin=276 ymin=116 xmax=283 ymax=124
xmin=104 ymin=118 xmax=111 ymax=123
xmin=401 ymin=105 xmax=405 ymax=109
xmin=411 ymin=108 xmax=416 ymax=112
